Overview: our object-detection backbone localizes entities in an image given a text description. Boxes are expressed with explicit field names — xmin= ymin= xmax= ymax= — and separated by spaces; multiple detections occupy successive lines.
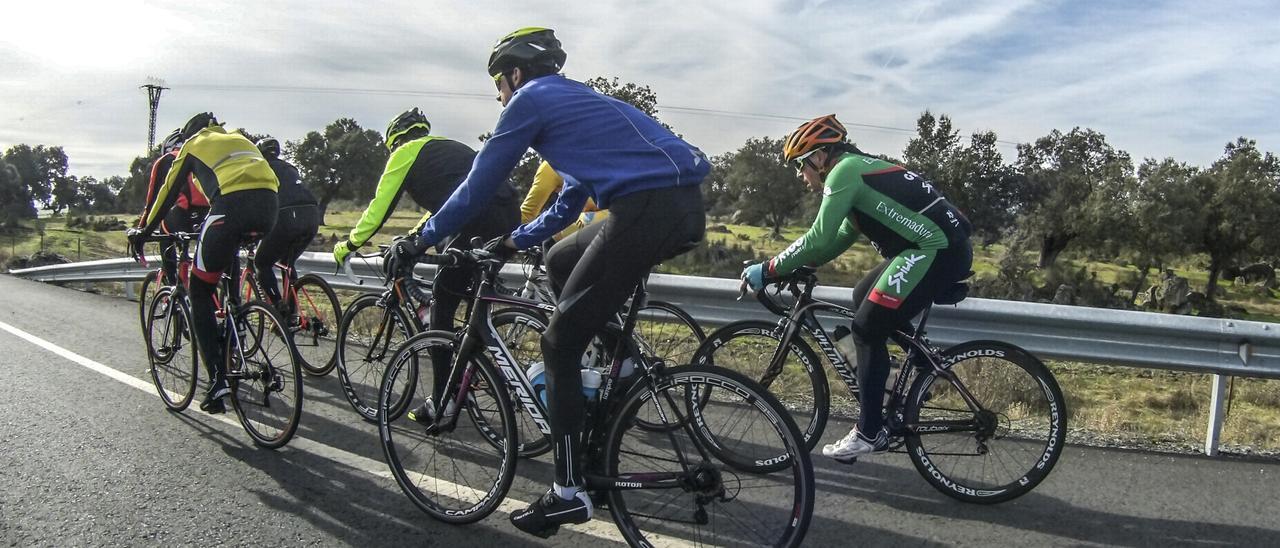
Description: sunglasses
xmin=792 ymin=149 xmax=820 ymax=175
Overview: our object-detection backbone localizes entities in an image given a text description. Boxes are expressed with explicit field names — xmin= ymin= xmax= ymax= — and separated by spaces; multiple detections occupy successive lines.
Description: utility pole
xmin=140 ymin=78 xmax=169 ymax=152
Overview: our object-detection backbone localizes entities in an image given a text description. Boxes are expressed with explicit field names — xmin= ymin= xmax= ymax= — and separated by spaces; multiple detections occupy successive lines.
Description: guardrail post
xmin=1204 ymin=374 xmax=1228 ymax=456
xmin=124 ymin=280 xmax=136 ymax=301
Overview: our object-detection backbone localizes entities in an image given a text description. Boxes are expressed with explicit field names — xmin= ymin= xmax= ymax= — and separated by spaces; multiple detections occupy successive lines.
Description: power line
xmin=170 ymin=82 xmax=1024 ymax=147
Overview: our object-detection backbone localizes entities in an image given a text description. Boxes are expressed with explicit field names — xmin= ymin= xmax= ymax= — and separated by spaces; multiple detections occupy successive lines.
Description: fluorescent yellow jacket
xmin=519 ymin=160 xmax=607 ymax=240
xmin=143 ymin=126 xmax=277 ymax=232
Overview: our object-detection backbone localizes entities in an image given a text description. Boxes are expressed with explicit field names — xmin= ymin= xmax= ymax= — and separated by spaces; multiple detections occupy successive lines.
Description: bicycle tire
xmin=292 ymin=274 xmax=341 ymax=377
xmin=903 ymin=340 xmax=1066 ymax=504
xmin=486 ymin=309 xmax=552 ymax=458
xmin=603 ymin=365 xmax=814 ymax=547
xmin=379 ymin=330 xmax=518 ymax=524
xmin=137 ymin=269 xmax=160 ymax=335
xmin=633 ymin=300 xmax=705 ymax=366
xmin=146 ymin=286 xmax=198 ymax=411
xmin=692 ymin=319 xmax=831 ymax=454
xmin=337 ymin=293 xmax=417 ymax=422
xmin=228 ymin=300 xmax=303 ymax=449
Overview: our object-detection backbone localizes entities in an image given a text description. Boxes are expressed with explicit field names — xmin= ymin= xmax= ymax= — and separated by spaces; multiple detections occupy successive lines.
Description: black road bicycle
xmin=134 ymin=231 xmax=304 ymax=449
xmin=693 ymin=266 xmax=1066 ymax=504
xmin=336 ymin=244 xmax=706 ymax=427
xmin=377 ymin=245 xmax=814 ymax=547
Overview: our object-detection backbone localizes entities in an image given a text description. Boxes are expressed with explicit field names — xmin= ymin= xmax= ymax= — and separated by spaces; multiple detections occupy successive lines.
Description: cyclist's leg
xmin=253 ymin=209 xmax=297 ymax=306
xmin=830 ymin=244 xmax=972 ymax=457
xmin=516 ymin=186 xmax=703 ymax=534
xmin=190 ymin=191 xmax=277 ymax=412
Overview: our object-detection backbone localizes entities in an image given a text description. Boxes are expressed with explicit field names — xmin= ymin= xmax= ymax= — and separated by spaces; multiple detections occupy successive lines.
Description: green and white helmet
xmin=487 ymin=27 xmax=566 ymax=78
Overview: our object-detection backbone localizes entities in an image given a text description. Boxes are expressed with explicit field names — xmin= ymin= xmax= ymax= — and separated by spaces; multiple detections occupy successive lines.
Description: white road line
xmin=0 ymin=319 xmax=668 ymax=547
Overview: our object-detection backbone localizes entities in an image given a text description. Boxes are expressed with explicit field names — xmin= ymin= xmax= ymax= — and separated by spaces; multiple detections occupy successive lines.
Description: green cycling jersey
xmin=769 ymin=151 xmax=968 ymax=277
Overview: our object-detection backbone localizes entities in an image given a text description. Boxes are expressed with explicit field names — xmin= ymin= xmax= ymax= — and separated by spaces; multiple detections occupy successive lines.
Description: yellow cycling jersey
xmin=143 ymin=126 xmax=278 ymax=230
xmin=519 ymin=160 xmax=606 ymax=240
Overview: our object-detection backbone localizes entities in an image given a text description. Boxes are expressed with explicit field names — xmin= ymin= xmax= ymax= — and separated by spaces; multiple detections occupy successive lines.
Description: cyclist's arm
xmin=769 ymin=165 xmax=862 ymax=275
xmin=520 ymin=160 xmax=561 ymax=224
xmin=408 ymin=210 xmax=432 ymax=237
xmin=347 ymin=143 xmax=420 ymax=248
xmin=511 ymin=182 xmax=590 ymax=248
xmin=138 ymin=154 xmax=173 ymax=227
xmin=419 ymin=90 xmax=542 ymax=246
xmin=142 ymin=148 xmax=195 ymax=233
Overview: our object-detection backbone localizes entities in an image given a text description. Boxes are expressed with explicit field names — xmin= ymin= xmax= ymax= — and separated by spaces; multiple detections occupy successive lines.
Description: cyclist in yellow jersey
xmin=129 ymin=112 xmax=280 ymax=414
xmin=519 ymin=160 xmax=609 ymax=241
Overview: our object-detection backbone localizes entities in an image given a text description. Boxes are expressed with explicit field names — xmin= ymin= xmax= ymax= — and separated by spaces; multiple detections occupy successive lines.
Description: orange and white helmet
xmin=782 ymin=114 xmax=847 ymax=164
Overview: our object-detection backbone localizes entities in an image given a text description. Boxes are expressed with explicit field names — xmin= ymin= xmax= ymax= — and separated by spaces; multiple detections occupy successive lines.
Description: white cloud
xmin=1 ymin=0 xmax=1276 ymax=179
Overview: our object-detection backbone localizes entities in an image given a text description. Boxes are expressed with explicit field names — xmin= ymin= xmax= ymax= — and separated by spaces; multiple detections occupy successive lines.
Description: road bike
xmin=238 ymin=246 xmax=341 ymax=376
xmin=134 ymin=231 xmax=304 ymax=449
xmin=376 ymin=245 xmax=814 ymax=546
xmin=693 ymin=266 xmax=1066 ymax=504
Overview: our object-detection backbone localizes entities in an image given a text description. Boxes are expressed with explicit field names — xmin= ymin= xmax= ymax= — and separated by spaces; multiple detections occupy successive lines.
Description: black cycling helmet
xmin=487 ymin=27 xmax=566 ymax=78
xmin=160 ymin=128 xmax=184 ymax=154
xmin=256 ymin=136 xmax=281 ymax=158
xmin=385 ymin=108 xmax=431 ymax=151
xmin=179 ymin=112 xmax=220 ymax=140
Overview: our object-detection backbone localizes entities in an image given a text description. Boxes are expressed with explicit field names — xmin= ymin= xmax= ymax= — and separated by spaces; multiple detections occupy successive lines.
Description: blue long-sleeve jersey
xmin=418 ymin=74 xmax=709 ymax=249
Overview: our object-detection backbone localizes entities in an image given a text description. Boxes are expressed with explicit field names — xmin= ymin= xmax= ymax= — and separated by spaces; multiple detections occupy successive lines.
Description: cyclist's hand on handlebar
xmin=125 ymin=229 xmax=148 ymax=262
xmin=482 ymin=235 xmax=517 ymax=261
xmin=741 ymin=261 xmax=769 ymax=292
xmin=332 ymin=239 xmax=358 ymax=267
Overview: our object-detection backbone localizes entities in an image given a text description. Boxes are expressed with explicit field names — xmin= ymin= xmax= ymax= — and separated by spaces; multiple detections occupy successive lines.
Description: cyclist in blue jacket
xmin=393 ymin=27 xmax=708 ymax=538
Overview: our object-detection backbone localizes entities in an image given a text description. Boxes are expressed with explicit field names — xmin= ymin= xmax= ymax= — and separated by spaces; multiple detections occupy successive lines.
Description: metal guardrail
xmin=11 ymin=252 xmax=1280 ymax=455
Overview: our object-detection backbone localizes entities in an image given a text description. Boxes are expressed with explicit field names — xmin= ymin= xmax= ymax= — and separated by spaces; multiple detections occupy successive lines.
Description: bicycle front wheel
xmin=633 ymin=300 xmax=705 ymax=367
xmin=137 ymin=269 xmax=160 ymax=334
xmin=292 ymin=274 xmax=341 ymax=376
xmin=604 ymin=365 xmax=814 ymax=548
xmin=692 ymin=320 xmax=831 ymax=453
xmin=379 ymin=330 xmax=517 ymax=524
xmin=337 ymin=293 xmax=415 ymax=421
xmin=228 ymin=301 xmax=303 ymax=449
xmin=146 ymin=287 xmax=198 ymax=411
xmin=904 ymin=340 xmax=1066 ymax=504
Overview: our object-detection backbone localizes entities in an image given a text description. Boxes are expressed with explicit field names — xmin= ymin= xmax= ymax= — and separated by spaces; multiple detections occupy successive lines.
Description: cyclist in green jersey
xmin=741 ymin=114 xmax=973 ymax=461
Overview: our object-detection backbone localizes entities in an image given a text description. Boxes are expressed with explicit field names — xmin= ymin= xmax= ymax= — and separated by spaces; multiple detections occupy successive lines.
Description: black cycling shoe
xmin=199 ymin=379 xmax=231 ymax=414
xmin=509 ymin=489 xmax=592 ymax=538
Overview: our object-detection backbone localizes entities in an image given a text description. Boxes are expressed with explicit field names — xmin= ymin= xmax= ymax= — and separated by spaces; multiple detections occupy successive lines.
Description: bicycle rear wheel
xmin=228 ymin=301 xmax=303 ymax=449
xmin=379 ymin=331 xmax=517 ymax=524
xmin=146 ymin=287 xmax=198 ymax=411
xmin=292 ymin=274 xmax=341 ymax=376
xmin=904 ymin=340 xmax=1066 ymax=504
xmin=604 ymin=365 xmax=813 ymax=548
xmin=337 ymin=293 xmax=415 ymax=421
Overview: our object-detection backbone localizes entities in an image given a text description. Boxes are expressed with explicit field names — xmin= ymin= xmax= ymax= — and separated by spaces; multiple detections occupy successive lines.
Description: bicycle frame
xmin=759 ymin=273 xmax=989 ymax=437
xmin=422 ymin=251 xmax=707 ymax=491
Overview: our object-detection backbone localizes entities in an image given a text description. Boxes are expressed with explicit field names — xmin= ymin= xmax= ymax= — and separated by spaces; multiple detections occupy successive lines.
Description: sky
xmin=2 ymin=0 xmax=1278 ymax=179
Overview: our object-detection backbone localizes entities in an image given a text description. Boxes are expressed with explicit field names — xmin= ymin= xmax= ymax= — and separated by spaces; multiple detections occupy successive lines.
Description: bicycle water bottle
xmin=527 ymin=362 xmax=603 ymax=404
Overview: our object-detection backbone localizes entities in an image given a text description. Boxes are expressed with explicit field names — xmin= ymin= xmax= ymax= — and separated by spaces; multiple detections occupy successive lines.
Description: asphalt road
xmin=2 ymin=274 xmax=1279 ymax=547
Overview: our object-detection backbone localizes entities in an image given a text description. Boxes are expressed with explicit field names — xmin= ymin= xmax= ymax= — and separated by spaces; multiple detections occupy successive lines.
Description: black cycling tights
xmin=254 ymin=204 xmax=318 ymax=310
xmin=848 ymin=242 xmax=971 ymax=436
xmin=188 ymin=190 xmax=277 ymax=384
xmin=540 ymin=185 xmax=704 ymax=487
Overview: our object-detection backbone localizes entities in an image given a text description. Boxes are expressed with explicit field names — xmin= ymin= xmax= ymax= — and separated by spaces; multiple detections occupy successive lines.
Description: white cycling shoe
xmin=822 ymin=426 xmax=889 ymax=463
